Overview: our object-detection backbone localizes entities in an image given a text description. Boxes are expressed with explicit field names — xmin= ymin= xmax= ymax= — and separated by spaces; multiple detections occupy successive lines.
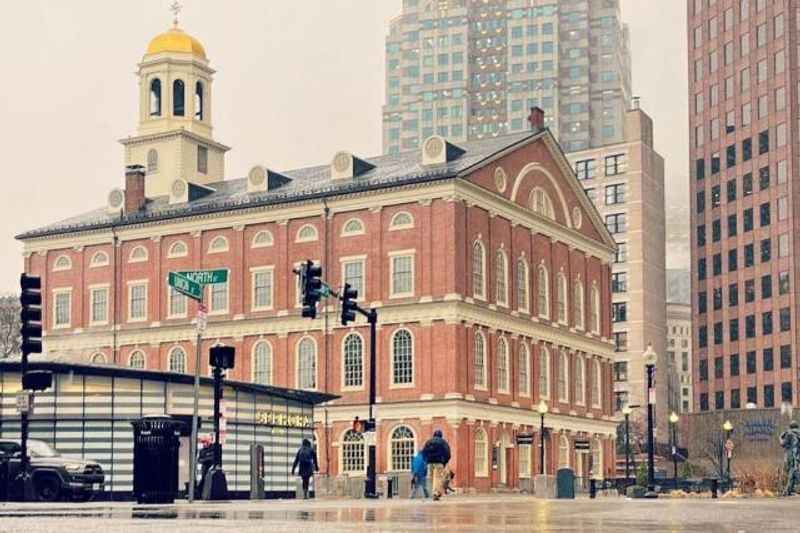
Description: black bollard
xmin=589 ymin=478 xmax=596 ymax=499
xmin=711 ymin=478 xmax=718 ymax=498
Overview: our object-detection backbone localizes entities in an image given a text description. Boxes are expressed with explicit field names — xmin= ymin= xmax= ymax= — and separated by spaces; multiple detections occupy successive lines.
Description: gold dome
xmin=145 ymin=27 xmax=206 ymax=59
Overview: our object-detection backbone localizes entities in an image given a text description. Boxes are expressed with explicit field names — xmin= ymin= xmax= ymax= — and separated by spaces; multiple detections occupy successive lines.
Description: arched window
xmin=590 ymin=285 xmax=600 ymax=334
xmin=129 ymin=350 xmax=146 ymax=369
xmin=519 ymin=343 xmax=530 ymax=396
xmin=251 ymin=230 xmax=274 ymax=248
xmin=341 ymin=218 xmax=365 ymax=236
xmin=389 ymin=211 xmax=414 ymax=230
xmin=296 ymin=224 xmax=318 ymax=242
xmin=208 ymin=236 xmax=229 ymax=253
xmin=519 ymin=442 xmax=532 ymax=478
xmin=128 ymin=246 xmax=148 ymax=263
xmin=90 ymin=251 xmax=109 ymax=267
xmin=575 ymin=355 xmax=585 ymax=404
xmin=497 ymin=337 xmax=509 ymax=393
xmin=558 ymin=434 xmax=571 ymax=467
xmin=558 ymin=350 xmax=569 ymax=402
xmin=472 ymin=241 xmax=485 ymax=298
xmin=194 ymin=81 xmax=204 ymax=120
xmin=392 ymin=329 xmax=413 ymax=385
xmin=539 ymin=346 xmax=550 ymax=399
xmin=390 ymin=426 xmax=415 ymax=471
xmin=147 ymin=149 xmax=158 ymax=173
xmin=252 ymin=341 xmax=272 ymax=385
xmin=168 ymin=347 xmax=186 ymax=373
xmin=297 ymin=337 xmax=317 ymax=390
xmin=556 ymin=272 xmax=568 ymax=324
xmin=341 ymin=430 xmax=365 ymax=473
xmin=474 ymin=428 xmax=488 ymax=477
xmin=167 ymin=240 xmax=188 ymax=258
xmin=592 ymin=359 xmax=602 ymax=407
xmin=474 ymin=331 xmax=486 ymax=388
xmin=149 ymin=78 xmax=161 ymax=116
xmin=173 ymin=79 xmax=185 ymax=116
xmin=343 ymin=333 xmax=363 ymax=388
xmin=90 ymin=352 xmax=106 ymax=365
xmin=495 ymin=250 xmax=508 ymax=306
xmin=537 ymin=265 xmax=550 ymax=318
xmin=574 ymin=281 xmax=585 ymax=330
xmin=53 ymin=255 xmax=72 ymax=271
xmin=516 ymin=258 xmax=529 ymax=312
xmin=531 ymin=187 xmax=555 ymax=220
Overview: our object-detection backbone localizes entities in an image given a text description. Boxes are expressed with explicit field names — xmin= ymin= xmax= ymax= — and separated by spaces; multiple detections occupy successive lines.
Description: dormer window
xmin=173 ymin=79 xmax=185 ymax=116
xmin=149 ymin=79 xmax=161 ymax=116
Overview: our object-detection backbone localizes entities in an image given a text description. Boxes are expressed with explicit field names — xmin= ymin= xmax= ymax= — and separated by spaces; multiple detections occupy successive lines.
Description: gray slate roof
xmin=18 ymin=131 xmax=542 ymax=240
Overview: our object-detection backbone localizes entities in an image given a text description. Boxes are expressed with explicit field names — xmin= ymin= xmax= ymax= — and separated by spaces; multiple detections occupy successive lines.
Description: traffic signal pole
xmin=366 ymin=308 xmax=378 ymax=498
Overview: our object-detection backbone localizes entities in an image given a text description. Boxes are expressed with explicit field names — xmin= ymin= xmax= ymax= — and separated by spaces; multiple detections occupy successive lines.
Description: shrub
xmin=733 ymin=459 xmax=784 ymax=496
xmin=636 ymin=462 xmax=648 ymax=487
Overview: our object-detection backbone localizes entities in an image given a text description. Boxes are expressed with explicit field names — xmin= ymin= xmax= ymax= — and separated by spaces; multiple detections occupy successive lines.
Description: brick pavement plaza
xmin=1 ymin=495 xmax=799 ymax=532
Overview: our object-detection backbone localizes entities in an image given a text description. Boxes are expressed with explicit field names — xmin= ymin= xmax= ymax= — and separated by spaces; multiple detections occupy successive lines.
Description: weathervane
xmin=170 ymin=0 xmax=182 ymax=28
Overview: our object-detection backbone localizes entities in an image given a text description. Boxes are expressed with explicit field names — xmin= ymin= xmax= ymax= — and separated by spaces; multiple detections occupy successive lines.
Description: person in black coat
xmin=421 ymin=429 xmax=451 ymax=500
xmin=291 ymin=438 xmax=319 ymax=499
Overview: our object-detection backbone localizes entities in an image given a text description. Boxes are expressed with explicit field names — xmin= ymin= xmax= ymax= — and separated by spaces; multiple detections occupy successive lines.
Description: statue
xmin=780 ymin=421 xmax=800 ymax=496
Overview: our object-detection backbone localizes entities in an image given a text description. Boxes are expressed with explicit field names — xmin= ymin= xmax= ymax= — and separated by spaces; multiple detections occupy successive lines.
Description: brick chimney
xmin=528 ymin=106 xmax=545 ymax=131
xmin=124 ymin=165 xmax=146 ymax=214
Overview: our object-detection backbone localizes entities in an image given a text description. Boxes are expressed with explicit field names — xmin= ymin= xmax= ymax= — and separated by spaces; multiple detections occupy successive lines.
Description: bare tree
xmin=0 ymin=294 xmax=20 ymax=359
xmin=700 ymin=430 xmax=726 ymax=480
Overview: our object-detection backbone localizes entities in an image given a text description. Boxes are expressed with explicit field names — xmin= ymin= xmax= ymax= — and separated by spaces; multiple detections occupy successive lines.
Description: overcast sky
xmin=0 ymin=0 xmax=688 ymax=293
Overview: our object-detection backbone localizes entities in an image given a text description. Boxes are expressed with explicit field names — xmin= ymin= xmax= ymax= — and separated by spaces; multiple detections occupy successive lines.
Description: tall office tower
xmin=383 ymin=0 xmax=632 ymax=155
xmin=688 ymin=0 xmax=796 ymax=413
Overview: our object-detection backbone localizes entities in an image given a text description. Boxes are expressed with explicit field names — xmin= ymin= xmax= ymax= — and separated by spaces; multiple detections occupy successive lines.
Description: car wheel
xmin=35 ymin=475 xmax=61 ymax=502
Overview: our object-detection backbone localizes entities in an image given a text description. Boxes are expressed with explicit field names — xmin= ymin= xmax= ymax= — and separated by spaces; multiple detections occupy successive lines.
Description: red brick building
xmin=17 ymin=26 xmax=618 ymax=491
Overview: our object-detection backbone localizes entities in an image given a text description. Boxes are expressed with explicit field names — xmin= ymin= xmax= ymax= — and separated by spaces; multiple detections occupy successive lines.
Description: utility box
xmin=556 ymin=468 xmax=576 ymax=499
xmin=131 ymin=415 xmax=184 ymax=504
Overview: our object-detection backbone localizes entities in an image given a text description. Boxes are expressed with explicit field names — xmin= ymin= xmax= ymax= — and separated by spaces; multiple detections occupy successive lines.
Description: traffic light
xmin=19 ymin=274 xmax=42 ymax=356
xmin=352 ymin=417 xmax=365 ymax=434
xmin=340 ymin=283 xmax=358 ymax=326
xmin=300 ymin=260 xmax=323 ymax=319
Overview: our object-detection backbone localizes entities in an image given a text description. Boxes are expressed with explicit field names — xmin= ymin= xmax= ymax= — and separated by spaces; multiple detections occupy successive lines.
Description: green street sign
xmin=177 ymin=269 xmax=228 ymax=285
xmin=169 ymin=271 xmax=203 ymax=301
xmin=319 ymin=283 xmax=332 ymax=298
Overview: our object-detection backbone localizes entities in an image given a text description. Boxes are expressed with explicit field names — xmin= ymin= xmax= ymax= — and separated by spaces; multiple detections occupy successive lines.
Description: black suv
xmin=0 ymin=439 xmax=105 ymax=502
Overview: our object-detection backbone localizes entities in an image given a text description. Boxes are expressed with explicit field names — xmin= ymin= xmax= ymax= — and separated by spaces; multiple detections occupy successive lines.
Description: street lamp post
xmin=643 ymin=343 xmax=657 ymax=497
xmin=622 ymin=404 xmax=632 ymax=484
xmin=537 ymin=400 xmax=549 ymax=475
xmin=723 ymin=420 xmax=734 ymax=489
xmin=669 ymin=412 xmax=679 ymax=482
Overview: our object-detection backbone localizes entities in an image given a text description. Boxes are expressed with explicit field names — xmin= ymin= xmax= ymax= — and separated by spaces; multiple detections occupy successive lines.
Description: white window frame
xmin=250 ymin=266 xmax=275 ymax=311
xmin=538 ymin=264 xmax=550 ymax=319
xmin=128 ymin=350 xmax=146 ymax=369
xmin=390 ymin=328 xmax=415 ymax=388
xmin=556 ymin=272 xmax=568 ymax=325
xmin=53 ymin=255 xmax=72 ymax=272
xmin=206 ymin=271 xmax=230 ymax=315
xmin=474 ymin=330 xmax=487 ymax=390
xmin=340 ymin=429 xmax=366 ymax=475
xmin=558 ymin=350 xmax=570 ymax=403
xmin=252 ymin=340 xmax=272 ymax=385
xmin=389 ymin=250 xmax=416 ymax=299
xmin=341 ymin=332 xmax=365 ymax=391
xmin=518 ymin=443 xmax=532 ymax=478
xmin=89 ymin=251 xmax=109 ymax=268
xmin=519 ymin=342 xmax=531 ymax=397
xmin=592 ymin=359 xmax=603 ymax=408
xmin=341 ymin=255 xmax=367 ymax=302
xmin=341 ymin=218 xmax=366 ymax=237
xmin=127 ymin=280 xmax=148 ymax=323
xmin=207 ymin=236 xmax=229 ymax=254
xmin=590 ymin=284 xmax=601 ymax=334
xmin=89 ymin=284 xmax=110 ymax=326
xmin=575 ymin=354 xmax=586 ymax=405
xmin=167 ymin=284 xmax=188 ymax=319
xmin=388 ymin=425 xmax=416 ymax=472
xmin=52 ymin=288 xmax=72 ymax=329
xmin=389 ymin=211 xmax=414 ymax=230
xmin=128 ymin=246 xmax=149 ymax=263
xmin=474 ymin=427 xmax=489 ymax=477
xmin=295 ymin=224 xmax=319 ymax=243
xmin=539 ymin=346 xmax=550 ymax=399
xmin=296 ymin=336 xmax=318 ymax=390
xmin=251 ymin=230 xmax=274 ymax=248
xmin=167 ymin=240 xmax=188 ymax=258
xmin=516 ymin=257 xmax=530 ymax=313
xmin=574 ymin=280 xmax=585 ymax=330
xmin=90 ymin=352 xmax=107 ymax=365
xmin=496 ymin=249 xmax=508 ymax=307
xmin=472 ymin=240 xmax=486 ymax=300
xmin=168 ymin=346 xmax=187 ymax=373
xmin=558 ymin=434 xmax=571 ymax=468
xmin=497 ymin=337 xmax=509 ymax=393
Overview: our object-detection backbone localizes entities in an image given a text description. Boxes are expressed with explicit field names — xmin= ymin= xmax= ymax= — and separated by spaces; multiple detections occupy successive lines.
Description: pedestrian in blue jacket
xmin=410 ymin=451 xmax=429 ymax=499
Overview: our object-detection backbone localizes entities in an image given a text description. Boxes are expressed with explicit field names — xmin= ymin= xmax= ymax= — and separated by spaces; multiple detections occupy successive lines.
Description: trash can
xmin=555 ymin=468 xmax=575 ymax=499
xmin=131 ymin=415 xmax=184 ymax=504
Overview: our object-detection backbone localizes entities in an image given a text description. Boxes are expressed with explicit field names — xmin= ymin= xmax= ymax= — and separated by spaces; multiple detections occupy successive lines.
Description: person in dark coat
xmin=291 ymin=438 xmax=319 ymax=499
xmin=421 ymin=429 xmax=451 ymax=500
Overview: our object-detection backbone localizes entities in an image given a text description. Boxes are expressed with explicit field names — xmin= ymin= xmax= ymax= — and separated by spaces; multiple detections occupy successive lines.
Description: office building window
xmin=763 ymin=348 xmax=774 ymax=371
xmin=746 ymin=351 xmax=756 ymax=374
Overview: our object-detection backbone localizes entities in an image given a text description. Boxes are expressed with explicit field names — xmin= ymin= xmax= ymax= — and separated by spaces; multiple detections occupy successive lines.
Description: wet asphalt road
xmin=0 ymin=495 xmax=798 ymax=532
